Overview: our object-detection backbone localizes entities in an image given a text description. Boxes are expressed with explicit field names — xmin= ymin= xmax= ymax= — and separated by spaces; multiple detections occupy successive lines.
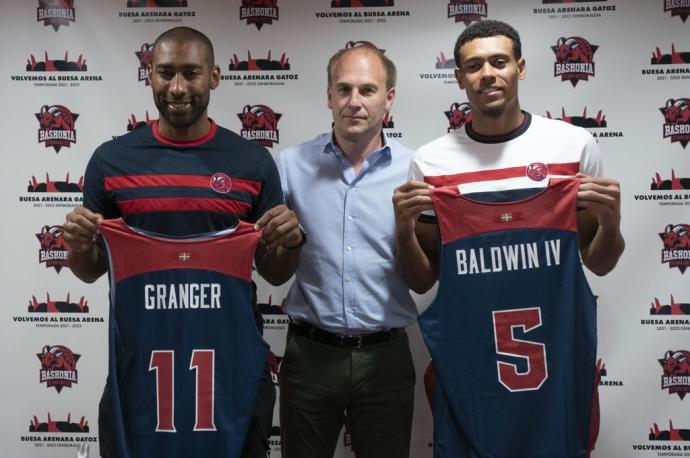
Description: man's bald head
xmin=152 ymin=26 xmax=215 ymax=69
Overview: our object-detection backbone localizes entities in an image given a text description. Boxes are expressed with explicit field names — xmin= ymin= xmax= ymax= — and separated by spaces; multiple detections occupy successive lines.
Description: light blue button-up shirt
xmin=275 ymin=132 xmax=417 ymax=334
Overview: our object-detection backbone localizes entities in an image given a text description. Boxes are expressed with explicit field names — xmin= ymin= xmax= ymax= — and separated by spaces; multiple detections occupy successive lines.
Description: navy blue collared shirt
xmin=276 ymin=132 xmax=417 ymax=333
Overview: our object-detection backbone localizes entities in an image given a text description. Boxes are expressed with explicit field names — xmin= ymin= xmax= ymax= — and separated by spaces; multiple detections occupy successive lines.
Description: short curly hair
xmin=454 ymin=20 xmax=522 ymax=66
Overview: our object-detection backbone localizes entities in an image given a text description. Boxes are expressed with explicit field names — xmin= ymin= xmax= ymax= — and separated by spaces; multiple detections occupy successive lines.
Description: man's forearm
xmin=581 ymin=226 xmax=625 ymax=276
xmin=67 ymin=246 xmax=107 ymax=283
xmin=396 ymin=228 xmax=437 ymax=294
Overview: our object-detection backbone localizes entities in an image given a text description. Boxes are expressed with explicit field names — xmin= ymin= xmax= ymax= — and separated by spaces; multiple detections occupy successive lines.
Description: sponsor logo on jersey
xmin=240 ymin=0 xmax=279 ymax=30
xmin=448 ymin=0 xmax=488 ymax=25
xmin=135 ymin=43 xmax=153 ymax=85
xmin=36 ymin=225 xmax=69 ymax=272
xmin=210 ymin=173 xmax=232 ymax=194
xmin=659 ymin=350 xmax=690 ymax=399
xmin=37 ymin=345 xmax=80 ymax=393
xmin=660 ymin=224 xmax=690 ymax=273
xmin=35 ymin=104 xmax=78 ymax=153
xmin=29 ymin=413 xmax=89 ymax=433
xmin=552 ymin=36 xmax=598 ymax=87
xmin=664 ymin=0 xmax=690 ymax=23
xmin=597 ymin=358 xmax=624 ymax=387
xmin=660 ymin=98 xmax=690 ymax=148
xmin=238 ymin=104 xmax=282 ymax=148
xmin=37 ymin=0 xmax=75 ymax=31
xmin=649 ymin=420 xmax=690 ymax=441
xmin=445 ymin=102 xmax=472 ymax=132
xmin=526 ymin=162 xmax=548 ymax=181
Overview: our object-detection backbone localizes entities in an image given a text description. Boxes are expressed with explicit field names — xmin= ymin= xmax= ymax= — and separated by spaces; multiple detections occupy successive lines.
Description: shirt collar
xmin=324 ymin=131 xmax=393 ymax=164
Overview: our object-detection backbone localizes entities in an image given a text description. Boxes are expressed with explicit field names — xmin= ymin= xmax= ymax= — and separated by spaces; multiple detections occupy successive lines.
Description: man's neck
xmin=470 ymin=106 xmax=524 ymax=137
xmin=333 ymin=130 xmax=384 ymax=175
xmin=157 ymin=116 xmax=211 ymax=142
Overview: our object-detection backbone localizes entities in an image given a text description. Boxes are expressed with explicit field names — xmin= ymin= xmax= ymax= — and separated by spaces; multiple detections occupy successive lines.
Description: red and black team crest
xmin=28 ymin=173 xmax=83 ymax=192
xmin=445 ymin=102 xmax=472 ymax=132
xmin=30 ymin=413 xmax=89 ymax=433
xmin=27 ymin=51 xmax=86 ymax=71
xmin=240 ymin=0 xmax=279 ymax=30
xmin=127 ymin=0 xmax=188 ymax=6
xmin=127 ymin=112 xmax=155 ymax=132
xmin=447 ymin=0 xmax=488 ymax=25
xmin=546 ymin=107 xmax=606 ymax=128
xmin=37 ymin=345 xmax=80 ymax=393
xmin=36 ymin=224 xmax=69 ymax=272
xmin=664 ymin=0 xmax=690 ymax=23
xmin=659 ymin=350 xmax=690 ymax=399
xmin=552 ymin=36 xmax=598 ymax=87
xmin=29 ymin=293 xmax=89 ymax=313
xmin=651 ymin=170 xmax=690 ymax=191
xmin=660 ymin=98 xmax=690 ymax=148
xmin=210 ymin=172 xmax=232 ymax=194
xmin=135 ymin=43 xmax=153 ymax=85
xmin=331 ymin=0 xmax=393 ymax=6
xmin=650 ymin=420 xmax=690 ymax=441
xmin=238 ymin=104 xmax=281 ymax=148
xmin=660 ymin=224 xmax=690 ymax=273
xmin=650 ymin=295 xmax=690 ymax=315
xmin=652 ymin=43 xmax=690 ymax=65
xmin=37 ymin=0 xmax=75 ymax=31
xmin=35 ymin=104 xmax=79 ymax=153
xmin=229 ymin=50 xmax=290 ymax=71
xmin=526 ymin=162 xmax=548 ymax=181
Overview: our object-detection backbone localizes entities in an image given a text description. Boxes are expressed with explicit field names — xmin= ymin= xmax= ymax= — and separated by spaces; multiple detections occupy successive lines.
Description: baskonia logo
xmin=240 ymin=0 xmax=279 ymax=30
xmin=135 ymin=43 xmax=153 ymax=85
xmin=35 ymin=104 xmax=79 ymax=153
xmin=28 ymin=293 xmax=89 ymax=313
xmin=445 ymin=102 xmax=472 ymax=132
xmin=664 ymin=0 xmax=690 ymax=23
xmin=238 ymin=104 xmax=282 ymax=148
xmin=26 ymin=51 xmax=86 ymax=71
xmin=229 ymin=50 xmax=290 ymax=71
xmin=28 ymin=173 xmax=83 ymax=192
xmin=649 ymin=420 xmax=690 ymax=441
xmin=660 ymin=98 xmax=690 ymax=148
xmin=29 ymin=413 xmax=89 ymax=433
xmin=552 ymin=36 xmax=598 ymax=87
xmin=660 ymin=224 xmax=690 ymax=273
xmin=37 ymin=0 xmax=75 ymax=31
xmin=447 ymin=0 xmax=488 ymax=25
xmin=651 ymin=170 xmax=690 ymax=191
xmin=659 ymin=350 xmax=690 ymax=399
xmin=651 ymin=295 xmax=690 ymax=315
xmin=36 ymin=225 xmax=69 ymax=272
xmin=37 ymin=345 xmax=80 ymax=393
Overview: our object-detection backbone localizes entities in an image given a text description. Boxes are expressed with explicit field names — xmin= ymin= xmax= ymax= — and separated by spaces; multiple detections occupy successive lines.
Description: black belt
xmin=289 ymin=321 xmax=399 ymax=348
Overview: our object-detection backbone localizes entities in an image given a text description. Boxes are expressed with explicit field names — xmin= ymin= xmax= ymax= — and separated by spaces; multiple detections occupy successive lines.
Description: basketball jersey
xmin=418 ymin=178 xmax=598 ymax=458
xmin=99 ymin=218 xmax=268 ymax=458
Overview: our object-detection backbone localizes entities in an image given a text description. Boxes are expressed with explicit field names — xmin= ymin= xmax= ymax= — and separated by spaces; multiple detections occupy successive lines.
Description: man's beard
xmin=478 ymin=103 xmax=505 ymax=118
xmin=155 ymin=96 xmax=209 ymax=129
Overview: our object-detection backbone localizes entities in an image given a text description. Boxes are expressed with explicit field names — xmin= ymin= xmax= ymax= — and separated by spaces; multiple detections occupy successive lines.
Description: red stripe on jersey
xmin=424 ymin=162 xmax=580 ymax=187
xmin=432 ymin=178 xmax=578 ymax=243
xmin=105 ymin=175 xmax=261 ymax=195
xmin=118 ymin=197 xmax=251 ymax=215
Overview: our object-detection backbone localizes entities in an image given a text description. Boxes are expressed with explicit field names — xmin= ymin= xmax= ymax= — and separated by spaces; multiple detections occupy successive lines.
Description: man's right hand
xmin=63 ymin=207 xmax=103 ymax=253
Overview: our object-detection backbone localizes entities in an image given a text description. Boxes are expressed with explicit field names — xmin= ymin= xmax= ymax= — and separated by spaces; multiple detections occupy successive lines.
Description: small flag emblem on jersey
xmin=178 ymin=252 xmax=191 ymax=262
xmin=500 ymin=213 xmax=513 ymax=222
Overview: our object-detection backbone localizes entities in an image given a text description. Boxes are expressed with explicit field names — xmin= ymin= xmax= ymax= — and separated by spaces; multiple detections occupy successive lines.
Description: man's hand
xmin=576 ymin=173 xmax=621 ymax=231
xmin=254 ymin=204 xmax=303 ymax=251
xmin=63 ymin=207 xmax=103 ymax=253
xmin=393 ymin=181 xmax=434 ymax=238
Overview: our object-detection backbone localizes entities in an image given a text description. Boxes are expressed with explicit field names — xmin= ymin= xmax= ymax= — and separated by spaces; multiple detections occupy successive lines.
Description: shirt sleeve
xmin=579 ymin=131 xmax=603 ymax=178
xmin=82 ymin=146 xmax=119 ymax=218
xmin=409 ymin=149 xmax=437 ymax=221
xmin=250 ymin=149 xmax=285 ymax=223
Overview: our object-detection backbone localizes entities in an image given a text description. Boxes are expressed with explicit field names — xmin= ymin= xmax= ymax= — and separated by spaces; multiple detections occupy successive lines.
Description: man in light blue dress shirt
xmin=275 ymin=44 xmax=417 ymax=458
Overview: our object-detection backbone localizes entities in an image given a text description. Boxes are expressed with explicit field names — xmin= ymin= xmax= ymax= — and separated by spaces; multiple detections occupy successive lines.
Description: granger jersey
xmin=419 ymin=179 xmax=598 ymax=458
xmin=100 ymin=218 xmax=268 ymax=458
xmin=84 ymin=119 xmax=283 ymax=236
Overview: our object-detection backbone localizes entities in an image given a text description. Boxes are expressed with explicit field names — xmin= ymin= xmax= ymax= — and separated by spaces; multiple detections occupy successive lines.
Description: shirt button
xmin=346 ymin=246 xmax=352 ymax=252
xmin=345 ymin=277 xmax=351 ymax=282
xmin=347 ymin=216 xmax=353 ymax=221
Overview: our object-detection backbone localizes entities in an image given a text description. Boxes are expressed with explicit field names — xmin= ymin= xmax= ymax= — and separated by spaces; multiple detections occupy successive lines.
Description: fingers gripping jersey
xmin=100 ymin=219 xmax=268 ymax=458
xmin=419 ymin=179 xmax=598 ymax=458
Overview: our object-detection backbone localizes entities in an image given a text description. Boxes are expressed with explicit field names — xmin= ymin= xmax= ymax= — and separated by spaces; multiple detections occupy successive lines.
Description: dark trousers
xmin=279 ymin=327 xmax=415 ymax=458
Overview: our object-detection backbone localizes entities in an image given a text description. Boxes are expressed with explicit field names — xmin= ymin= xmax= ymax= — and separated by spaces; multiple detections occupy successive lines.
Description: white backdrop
xmin=1 ymin=1 xmax=690 ymax=457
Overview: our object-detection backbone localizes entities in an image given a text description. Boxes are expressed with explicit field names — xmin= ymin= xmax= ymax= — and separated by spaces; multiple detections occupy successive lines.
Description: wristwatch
xmin=284 ymin=224 xmax=307 ymax=249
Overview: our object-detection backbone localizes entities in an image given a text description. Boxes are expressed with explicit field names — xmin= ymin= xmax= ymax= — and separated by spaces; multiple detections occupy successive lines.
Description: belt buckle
xmin=339 ymin=334 xmax=363 ymax=348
